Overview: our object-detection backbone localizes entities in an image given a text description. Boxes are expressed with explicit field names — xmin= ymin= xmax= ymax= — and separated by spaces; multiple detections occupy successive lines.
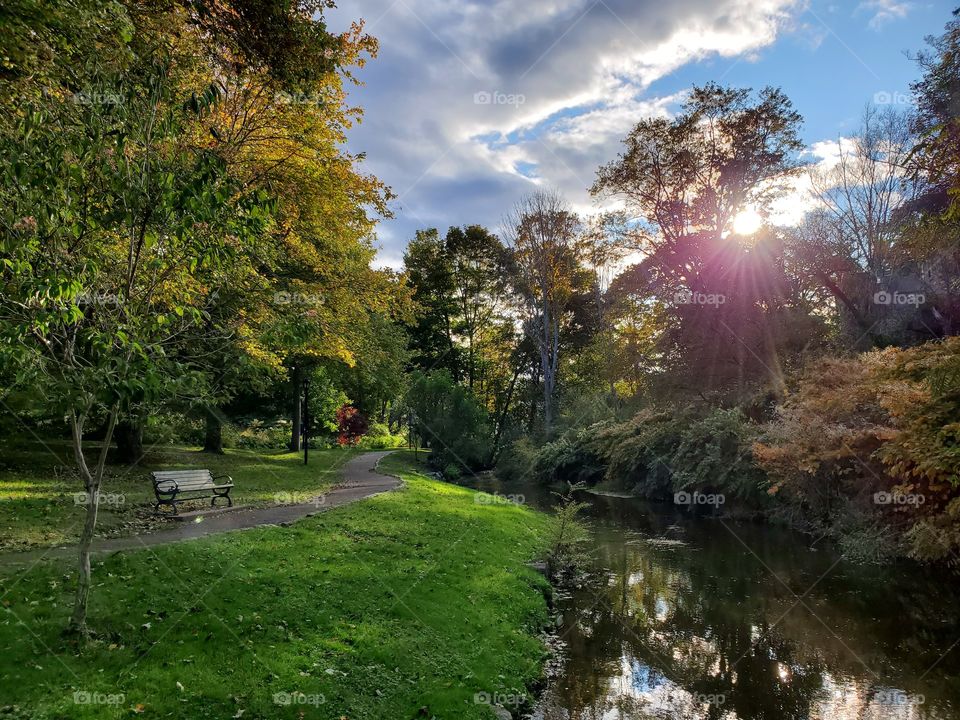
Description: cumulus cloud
xmin=327 ymin=0 xmax=806 ymax=267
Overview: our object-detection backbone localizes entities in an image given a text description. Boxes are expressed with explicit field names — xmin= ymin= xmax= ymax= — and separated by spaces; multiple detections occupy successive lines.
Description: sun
xmin=732 ymin=207 xmax=764 ymax=236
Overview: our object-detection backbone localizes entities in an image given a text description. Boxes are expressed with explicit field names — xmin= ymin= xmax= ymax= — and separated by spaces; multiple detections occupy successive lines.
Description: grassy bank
xmin=0 ymin=441 xmax=360 ymax=550
xmin=0 ymin=452 xmax=552 ymax=719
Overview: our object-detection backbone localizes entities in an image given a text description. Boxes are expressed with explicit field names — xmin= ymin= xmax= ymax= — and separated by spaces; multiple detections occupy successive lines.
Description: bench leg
xmin=211 ymin=492 xmax=233 ymax=508
xmin=155 ymin=495 xmax=178 ymax=515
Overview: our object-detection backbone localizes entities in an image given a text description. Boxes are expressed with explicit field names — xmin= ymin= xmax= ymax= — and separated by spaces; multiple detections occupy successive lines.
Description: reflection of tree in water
xmin=539 ymin=494 xmax=960 ymax=719
xmin=548 ymin=541 xmax=824 ymax=718
xmin=471 ymin=483 xmax=960 ymax=718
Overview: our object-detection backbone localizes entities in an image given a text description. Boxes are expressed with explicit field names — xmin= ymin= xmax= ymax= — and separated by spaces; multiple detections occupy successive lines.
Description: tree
xmin=503 ymin=190 xmax=582 ymax=437
xmin=893 ymin=8 xmax=960 ymax=339
xmin=332 ymin=313 xmax=410 ymax=421
xmin=910 ymin=7 xmax=960 ymax=219
xmin=792 ymin=107 xmax=923 ymax=347
xmin=593 ymin=83 xmax=803 ymax=288
xmin=445 ymin=225 xmax=509 ymax=390
xmin=0 ymin=0 xmax=389 ymax=635
xmin=406 ymin=371 xmax=492 ymax=475
xmin=0 ymin=50 xmax=270 ymax=634
xmin=592 ymin=84 xmax=812 ymax=395
xmin=403 ymin=229 xmax=461 ymax=377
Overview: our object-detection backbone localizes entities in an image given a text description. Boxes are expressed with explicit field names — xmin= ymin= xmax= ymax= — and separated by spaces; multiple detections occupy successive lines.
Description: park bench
xmin=151 ymin=469 xmax=234 ymax=515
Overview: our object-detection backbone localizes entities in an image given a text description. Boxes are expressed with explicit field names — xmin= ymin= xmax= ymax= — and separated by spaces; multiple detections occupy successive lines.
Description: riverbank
xmin=466 ymin=471 xmax=960 ymax=720
xmin=0 ymin=452 xmax=552 ymax=719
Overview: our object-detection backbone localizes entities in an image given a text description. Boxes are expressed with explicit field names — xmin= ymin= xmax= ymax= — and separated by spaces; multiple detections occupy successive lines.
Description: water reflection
xmin=467 ymin=477 xmax=960 ymax=720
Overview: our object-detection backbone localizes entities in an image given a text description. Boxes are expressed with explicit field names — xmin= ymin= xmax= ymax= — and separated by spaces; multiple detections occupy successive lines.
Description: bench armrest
xmin=212 ymin=474 xmax=234 ymax=485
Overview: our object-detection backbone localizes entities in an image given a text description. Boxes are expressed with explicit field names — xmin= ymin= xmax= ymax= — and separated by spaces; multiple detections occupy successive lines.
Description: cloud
xmin=327 ymin=0 xmax=805 ymax=267
xmin=857 ymin=0 xmax=912 ymax=30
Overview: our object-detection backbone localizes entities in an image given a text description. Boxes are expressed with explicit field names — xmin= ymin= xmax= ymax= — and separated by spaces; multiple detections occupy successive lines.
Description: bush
xmin=143 ymin=413 xmax=203 ymax=446
xmin=522 ymin=406 xmax=767 ymax=513
xmin=601 ymin=411 xmax=687 ymax=497
xmin=495 ymin=437 xmax=539 ymax=482
xmin=533 ymin=431 xmax=606 ymax=486
xmin=670 ymin=408 xmax=767 ymax=502
xmin=357 ymin=422 xmax=406 ymax=449
xmin=407 ymin=371 xmax=492 ymax=473
xmin=755 ymin=338 xmax=960 ymax=564
xmin=543 ymin=485 xmax=592 ymax=580
xmin=234 ymin=422 xmax=290 ymax=450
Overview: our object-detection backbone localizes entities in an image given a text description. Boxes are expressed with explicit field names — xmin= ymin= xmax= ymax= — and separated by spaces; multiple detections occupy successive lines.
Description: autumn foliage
xmin=335 ymin=405 xmax=368 ymax=446
xmin=755 ymin=337 xmax=960 ymax=563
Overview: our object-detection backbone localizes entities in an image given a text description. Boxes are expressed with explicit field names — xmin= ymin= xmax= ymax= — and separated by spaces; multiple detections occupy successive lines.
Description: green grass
xmin=0 ymin=440 xmax=360 ymax=550
xmin=0 ymin=452 xmax=552 ymax=719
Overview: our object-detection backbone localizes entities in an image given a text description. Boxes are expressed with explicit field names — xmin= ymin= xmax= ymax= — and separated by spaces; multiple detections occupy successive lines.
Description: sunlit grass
xmin=0 ymin=452 xmax=551 ymax=719
xmin=0 ymin=440 xmax=360 ymax=550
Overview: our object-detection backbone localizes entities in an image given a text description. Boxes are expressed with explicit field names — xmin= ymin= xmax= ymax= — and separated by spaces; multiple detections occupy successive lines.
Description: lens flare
xmin=733 ymin=208 xmax=764 ymax=235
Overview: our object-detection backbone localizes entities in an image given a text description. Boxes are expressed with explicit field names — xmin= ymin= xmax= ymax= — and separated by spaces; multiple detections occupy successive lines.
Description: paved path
xmin=1 ymin=451 xmax=400 ymax=566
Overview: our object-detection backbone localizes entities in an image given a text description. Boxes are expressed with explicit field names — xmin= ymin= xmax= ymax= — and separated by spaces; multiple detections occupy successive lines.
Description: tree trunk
xmin=69 ymin=405 xmax=118 ymax=636
xmin=490 ymin=366 xmax=521 ymax=464
xmin=113 ymin=419 xmax=144 ymax=465
xmin=203 ymin=408 xmax=224 ymax=454
xmin=815 ymin=270 xmax=881 ymax=346
xmin=527 ymin=364 xmax=541 ymax=435
xmin=289 ymin=365 xmax=302 ymax=452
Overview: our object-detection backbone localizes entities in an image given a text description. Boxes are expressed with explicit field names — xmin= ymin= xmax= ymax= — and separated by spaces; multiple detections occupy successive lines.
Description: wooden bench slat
xmin=150 ymin=468 xmax=233 ymax=514
xmin=152 ymin=471 xmax=214 ymax=479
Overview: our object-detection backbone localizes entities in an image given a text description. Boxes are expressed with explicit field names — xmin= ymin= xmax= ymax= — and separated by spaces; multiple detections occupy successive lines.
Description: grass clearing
xmin=0 ymin=441 xmax=360 ymax=550
xmin=0 ymin=451 xmax=551 ymax=719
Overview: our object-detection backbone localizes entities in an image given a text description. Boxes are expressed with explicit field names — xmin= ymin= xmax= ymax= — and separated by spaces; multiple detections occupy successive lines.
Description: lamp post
xmin=302 ymin=374 xmax=310 ymax=465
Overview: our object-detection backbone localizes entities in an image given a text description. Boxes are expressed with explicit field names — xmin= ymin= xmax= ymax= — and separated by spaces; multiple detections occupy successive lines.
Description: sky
xmin=325 ymin=0 xmax=954 ymax=268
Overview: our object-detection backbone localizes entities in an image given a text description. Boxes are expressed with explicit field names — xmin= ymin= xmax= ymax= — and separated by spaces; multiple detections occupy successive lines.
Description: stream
xmin=467 ymin=475 xmax=960 ymax=720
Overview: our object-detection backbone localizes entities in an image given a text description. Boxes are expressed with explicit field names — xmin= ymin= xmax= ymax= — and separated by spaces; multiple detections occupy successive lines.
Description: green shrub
xmin=357 ymin=423 xmax=406 ymax=449
xmin=670 ymin=408 xmax=767 ymax=502
xmin=544 ymin=485 xmax=592 ymax=580
xmin=496 ymin=437 xmax=539 ymax=482
xmin=407 ymin=371 xmax=492 ymax=472
xmin=533 ymin=431 xmax=606 ymax=486
xmin=234 ymin=422 xmax=290 ymax=450
xmin=525 ymin=407 xmax=767 ymax=507
xmin=143 ymin=413 xmax=203 ymax=446
xmin=601 ymin=411 xmax=687 ymax=496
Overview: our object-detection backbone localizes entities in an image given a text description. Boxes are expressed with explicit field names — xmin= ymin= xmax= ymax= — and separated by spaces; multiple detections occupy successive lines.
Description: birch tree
xmin=503 ymin=190 xmax=581 ymax=437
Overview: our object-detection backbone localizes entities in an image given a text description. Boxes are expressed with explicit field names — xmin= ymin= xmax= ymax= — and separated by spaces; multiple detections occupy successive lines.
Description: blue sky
xmin=326 ymin=0 xmax=954 ymax=267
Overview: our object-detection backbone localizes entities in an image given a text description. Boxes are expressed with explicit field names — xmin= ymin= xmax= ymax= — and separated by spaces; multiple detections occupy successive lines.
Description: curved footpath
xmin=1 ymin=450 xmax=400 ymax=566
